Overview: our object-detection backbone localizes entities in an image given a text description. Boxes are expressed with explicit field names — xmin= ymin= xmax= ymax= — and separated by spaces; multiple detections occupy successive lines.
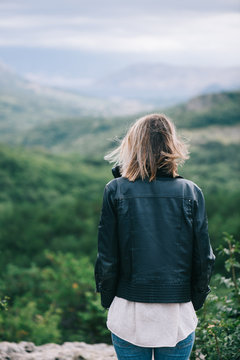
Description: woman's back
xmin=95 ymin=167 xmax=215 ymax=310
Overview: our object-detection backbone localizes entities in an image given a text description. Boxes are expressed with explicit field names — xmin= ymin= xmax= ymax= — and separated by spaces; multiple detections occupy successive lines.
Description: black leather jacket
xmin=95 ymin=166 xmax=216 ymax=311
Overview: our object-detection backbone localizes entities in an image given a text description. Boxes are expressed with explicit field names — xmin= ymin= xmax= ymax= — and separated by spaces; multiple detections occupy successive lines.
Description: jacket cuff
xmin=191 ymin=286 xmax=211 ymax=311
xmin=100 ymin=288 xmax=116 ymax=309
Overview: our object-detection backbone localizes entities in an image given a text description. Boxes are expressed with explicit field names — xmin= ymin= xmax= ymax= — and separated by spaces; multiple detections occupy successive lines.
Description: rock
xmin=21 ymin=343 xmax=35 ymax=353
xmin=0 ymin=341 xmax=117 ymax=360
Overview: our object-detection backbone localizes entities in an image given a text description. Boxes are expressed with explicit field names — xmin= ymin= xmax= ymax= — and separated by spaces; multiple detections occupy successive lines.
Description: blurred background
xmin=0 ymin=0 xmax=239 ymax=357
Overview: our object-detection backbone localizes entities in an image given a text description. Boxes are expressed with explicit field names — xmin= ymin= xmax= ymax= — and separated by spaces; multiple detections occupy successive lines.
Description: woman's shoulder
xmin=105 ymin=176 xmax=127 ymax=191
xmin=175 ymin=177 xmax=205 ymax=199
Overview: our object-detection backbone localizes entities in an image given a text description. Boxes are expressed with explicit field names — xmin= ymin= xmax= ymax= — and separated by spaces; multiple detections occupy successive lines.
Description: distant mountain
xmin=1 ymin=60 xmax=239 ymax=154
xmin=165 ymin=91 xmax=240 ymax=128
xmin=0 ymin=61 xmax=153 ymax=141
xmin=2 ymin=59 xmax=239 ymax=107
xmin=10 ymin=90 xmax=240 ymax=156
xmin=87 ymin=63 xmax=240 ymax=104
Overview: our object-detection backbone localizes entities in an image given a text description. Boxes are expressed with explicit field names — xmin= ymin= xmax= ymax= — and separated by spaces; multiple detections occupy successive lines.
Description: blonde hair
xmin=104 ymin=113 xmax=189 ymax=182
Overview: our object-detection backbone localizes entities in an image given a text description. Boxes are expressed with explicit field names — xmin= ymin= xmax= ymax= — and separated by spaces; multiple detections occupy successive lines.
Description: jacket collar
xmin=112 ymin=166 xmax=183 ymax=179
xmin=112 ymin=165 xmax=122 ymax=178
xmin=156 ymin=167 xmax=173 ymax=178
xmin=156 ymin=169 xmax=183 ymax=179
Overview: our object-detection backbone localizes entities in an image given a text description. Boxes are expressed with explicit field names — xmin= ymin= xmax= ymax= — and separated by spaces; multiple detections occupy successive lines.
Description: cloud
xmin=0 ymin=15 xmax=97 ymax=29
xmin=0 ymin=1 xmax=239 ymax=68
xmin=0 ymin=12 xmax=239 ymax=57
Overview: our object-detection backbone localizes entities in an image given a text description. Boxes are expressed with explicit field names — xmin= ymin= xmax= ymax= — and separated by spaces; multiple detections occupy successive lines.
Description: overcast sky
xmin=0 ymin=0 xmax=239 ymax=86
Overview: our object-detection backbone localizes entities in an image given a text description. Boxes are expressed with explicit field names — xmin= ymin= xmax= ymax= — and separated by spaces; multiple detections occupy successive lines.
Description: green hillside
xmin=165 ymin=91 xmax=240 ymax=128
xmin=0 ymin=63 xmax=151 ymax=143
xmin=0 ymin=144 xmax=109 ymax=270
xmin=10 ymin=90 xmax=239 ymax=156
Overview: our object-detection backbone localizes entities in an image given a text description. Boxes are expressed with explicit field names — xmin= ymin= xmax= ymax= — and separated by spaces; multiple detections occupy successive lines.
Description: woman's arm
xmin=191 ymin=187 xmax=216 ymax=311
xmin=94 ymin=183 xmax=119 ymax=309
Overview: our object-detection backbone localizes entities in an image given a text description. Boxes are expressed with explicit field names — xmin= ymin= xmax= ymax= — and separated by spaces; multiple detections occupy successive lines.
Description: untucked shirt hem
xmin=107 ymin=322 xmax=197 ymax=348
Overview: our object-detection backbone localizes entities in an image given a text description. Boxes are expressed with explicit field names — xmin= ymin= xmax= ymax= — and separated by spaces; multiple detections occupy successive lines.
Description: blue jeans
xmin=111 ymin=331 xmax=195 ymax=360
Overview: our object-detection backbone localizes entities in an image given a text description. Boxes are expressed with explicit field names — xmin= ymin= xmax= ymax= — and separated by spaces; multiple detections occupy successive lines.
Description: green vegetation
xmin=0 ymin=296 xmax=9 ymax=311
xmin=0 ymin=144 xmax=110 ymax=271
xmin=19 ymin=115 xmax=130 ymax=156
xmin=190 ymin=233 xmax=240 ymax=359
xmin=0 ymin=252 xmax=108 ymax=344
xmin=165 ymin=91 xmax=240 ymax=128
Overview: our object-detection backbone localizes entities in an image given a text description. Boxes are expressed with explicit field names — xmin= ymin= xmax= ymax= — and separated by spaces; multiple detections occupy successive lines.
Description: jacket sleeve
xmin=191 ymin=187 xmax=216 ymax=311
xmin=94 ymin=183 xmax=119 ymax=309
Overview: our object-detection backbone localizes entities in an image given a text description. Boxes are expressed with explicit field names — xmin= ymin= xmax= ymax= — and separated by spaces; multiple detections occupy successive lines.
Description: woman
xmin=95 ymin=113 xmax=216 ymax=360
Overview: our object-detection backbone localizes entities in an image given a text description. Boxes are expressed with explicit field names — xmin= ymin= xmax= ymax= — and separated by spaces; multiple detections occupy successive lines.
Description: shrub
xmin=0 ymin=251 xmax=109 ymax=344
xmin=191 ymin=233 xmax=240 ymax=359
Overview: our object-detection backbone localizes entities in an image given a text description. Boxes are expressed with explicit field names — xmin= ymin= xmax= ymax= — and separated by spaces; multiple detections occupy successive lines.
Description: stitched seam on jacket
xmin=117 ymin=195 xmax=194 ymax=200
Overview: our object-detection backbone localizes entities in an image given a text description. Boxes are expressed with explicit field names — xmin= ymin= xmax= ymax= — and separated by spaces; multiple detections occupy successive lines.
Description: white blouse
xmin=107 ymin=296 xmax=198 ymax=348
